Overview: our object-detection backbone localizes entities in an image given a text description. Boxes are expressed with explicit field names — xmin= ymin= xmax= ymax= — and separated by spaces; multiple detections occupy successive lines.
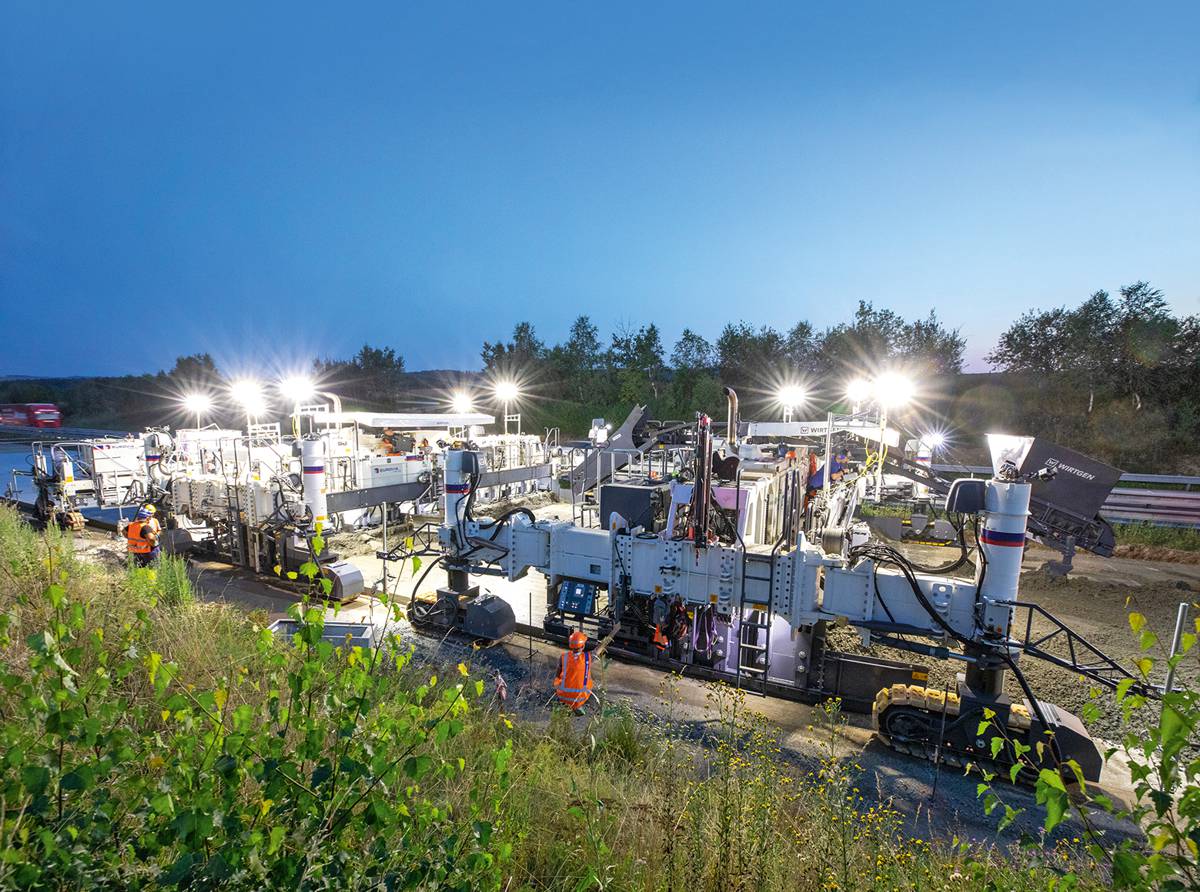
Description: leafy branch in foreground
xmin=975 ymin=607 xmax=1200 ymax=889
xmin=0 ymin=525 xmax=511 ymax=890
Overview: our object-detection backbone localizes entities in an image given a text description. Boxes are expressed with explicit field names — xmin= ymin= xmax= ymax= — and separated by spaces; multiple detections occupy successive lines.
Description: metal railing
xmin=931 ymin=464 xmax=1200 ymax=528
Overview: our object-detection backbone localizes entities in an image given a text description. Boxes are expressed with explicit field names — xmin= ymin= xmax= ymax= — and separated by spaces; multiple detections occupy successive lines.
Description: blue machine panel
xmin=557 ymin=579 xmax=597 ymax=615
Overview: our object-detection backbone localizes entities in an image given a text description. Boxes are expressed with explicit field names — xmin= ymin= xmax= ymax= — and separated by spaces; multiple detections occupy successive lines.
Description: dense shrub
xmin=0 ymin=509 xmax=511 ymax=889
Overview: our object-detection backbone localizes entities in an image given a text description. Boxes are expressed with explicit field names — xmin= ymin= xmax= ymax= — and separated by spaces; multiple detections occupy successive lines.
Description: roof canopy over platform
xmin=307 ymin=411 xmax=494 ymax=429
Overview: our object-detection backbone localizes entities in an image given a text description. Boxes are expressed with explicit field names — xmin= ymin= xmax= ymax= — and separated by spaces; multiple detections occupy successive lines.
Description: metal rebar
xmin=1164 ymin=601 xmax=1190 ymax=695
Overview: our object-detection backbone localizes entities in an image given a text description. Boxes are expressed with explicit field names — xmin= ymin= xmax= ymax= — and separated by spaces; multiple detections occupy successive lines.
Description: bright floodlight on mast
xmin=279 ymin=376 xmax=316 ymax=405
xmin=845 ymin=378 xmax=872 ymax=412
xmin=873 ymin=372 xmax=914 ymax=409
xmin=777 ymin=385 xmax=806 ymax=422
xmin=278 ymin=375 xmax=318 ymax=436
xmin=451 ymin=391 xmax=474 ymax=415
xmin=863 ymin=371 xmax=915 ymax=502
xmin=182 ymin=393 xmax=212 ymax=430
xmin=230 ymin=379 xmax=267 ymax=427
xmin=494 ymin=381 xmax=521 ymax=434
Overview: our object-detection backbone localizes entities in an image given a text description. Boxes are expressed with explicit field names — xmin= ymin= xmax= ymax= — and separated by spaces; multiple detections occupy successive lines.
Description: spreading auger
xmin=405 ymin=422 xmax=1156 ymax=782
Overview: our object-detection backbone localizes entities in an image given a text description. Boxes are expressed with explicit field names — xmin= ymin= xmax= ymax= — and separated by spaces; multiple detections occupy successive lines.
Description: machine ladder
xmin=224 ymin=481 xmax=247 ymax=567
xmin=735 ymin=556 xmax=775 ymax=695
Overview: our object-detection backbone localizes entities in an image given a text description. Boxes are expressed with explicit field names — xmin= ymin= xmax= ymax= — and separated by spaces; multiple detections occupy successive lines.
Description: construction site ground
xmin=64 ymin=506 xmax=1200 ymax=851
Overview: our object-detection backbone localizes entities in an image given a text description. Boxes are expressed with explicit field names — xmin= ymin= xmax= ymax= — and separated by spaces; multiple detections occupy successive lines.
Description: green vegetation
xmin=974 ymin=607 xmax=1200 ymax=890
xmin=1 ymin=505 xmax=1197 ymax=889
xmin=472 ymin=281 xmax=1200 ymax=472
xmin=0 ymin=347 xmax=409 ymax=430
xmin=6 ymin=281 xmax=1199 ymax=475
xmin=1111 ymin=523 xmax=1200 ymax=554
xmin=479 ymin=303 xmax=967 ymax=435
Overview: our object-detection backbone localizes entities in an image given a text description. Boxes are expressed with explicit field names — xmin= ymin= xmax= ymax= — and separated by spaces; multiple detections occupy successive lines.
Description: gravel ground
xmin=832 ymin=540 xmax=1200 ymax=742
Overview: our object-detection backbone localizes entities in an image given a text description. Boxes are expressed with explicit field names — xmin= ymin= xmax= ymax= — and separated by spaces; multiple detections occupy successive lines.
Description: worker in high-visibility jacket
xmin=125 ymin=504 xmax=161 ymax=567
xmin=553 ymin=630 xmax=595 ymax=711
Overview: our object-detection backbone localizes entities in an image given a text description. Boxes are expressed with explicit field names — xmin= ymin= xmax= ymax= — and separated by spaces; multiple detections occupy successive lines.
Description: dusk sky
xmin=2 ymin=2 xmax=1197 ymax=379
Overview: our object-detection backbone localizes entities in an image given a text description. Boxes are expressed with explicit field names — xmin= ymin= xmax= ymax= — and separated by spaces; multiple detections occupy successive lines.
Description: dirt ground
xmin=1114 ymin=544 xmax=1200 ymax=565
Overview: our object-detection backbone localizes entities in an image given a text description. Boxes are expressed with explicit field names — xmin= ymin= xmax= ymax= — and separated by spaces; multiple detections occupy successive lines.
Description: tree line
xmin=475 ymin=284 xmax=1198 ymax=471
xmin=981 ymin=282 xmax=1198 ymax=471
xmin=2 ymin=283 xmax=1196 ymax=471
xmin=0 ymin=347 xmax=409 ymax=430
xmin=480 ymin=302 xmax=967 ymax=433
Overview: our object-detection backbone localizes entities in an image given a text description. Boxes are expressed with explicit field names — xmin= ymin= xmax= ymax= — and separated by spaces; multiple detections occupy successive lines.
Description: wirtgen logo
xmin=1044 ymin=457 xmax=1096 ymax=481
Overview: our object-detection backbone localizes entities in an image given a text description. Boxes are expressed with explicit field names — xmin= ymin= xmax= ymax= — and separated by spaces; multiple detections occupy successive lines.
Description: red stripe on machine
xmin=981 ymin=529 xmax=1025 ymax=547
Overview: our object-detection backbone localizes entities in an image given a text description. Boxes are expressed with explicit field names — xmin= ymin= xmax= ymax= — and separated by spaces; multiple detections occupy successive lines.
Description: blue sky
xmin=2 ymin=2 xmax=1197 ymax=378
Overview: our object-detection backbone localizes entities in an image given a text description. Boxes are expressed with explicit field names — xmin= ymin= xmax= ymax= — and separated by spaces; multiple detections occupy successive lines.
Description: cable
xmin=405 ymin=555 xmax=444 ymax=614
xmin=972 ymin=516 xmax=988 ymax=596
xmin=853 ymin=534 xmax=1067 ymax=767
xmin=899 ymin=511 xmax=972 ymax=575
xmin=872 ymin=571 xmax=898 ymax=623
xmin=849 ymin=542 xmax=970 ymax=645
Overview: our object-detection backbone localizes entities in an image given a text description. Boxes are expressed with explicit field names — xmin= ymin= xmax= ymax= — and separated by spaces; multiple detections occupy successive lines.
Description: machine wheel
xmin=873 ymin=683 xmax=1036 ymax=779
xmin=879 ymin=704 xmax=939 ymax=746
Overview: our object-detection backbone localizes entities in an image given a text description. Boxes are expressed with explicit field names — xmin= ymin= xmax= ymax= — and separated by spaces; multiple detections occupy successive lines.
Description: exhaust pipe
xmin=723 ymin=386 xmax=739 ymax=446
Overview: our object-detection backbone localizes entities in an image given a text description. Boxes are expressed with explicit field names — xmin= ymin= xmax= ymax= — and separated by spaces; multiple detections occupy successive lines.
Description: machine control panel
xmin=557 ymin=579 xmax=598 ymax=615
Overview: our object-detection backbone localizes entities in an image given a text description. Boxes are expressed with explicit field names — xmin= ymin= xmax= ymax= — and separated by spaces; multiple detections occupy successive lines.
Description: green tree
xmin=895 ymin=310 xmax=965 ymax=375
xmin=317 ymin=344 xmax=407 ymax=408
xmin=716 ymin=322 xmax=786 ymax=389
xmin=784 ymin=321 xmax=819 ymax=373
xmin=609 ymin=323 xmax=666 ymax=400
xmin=671 ymin=328 xmax=715 ymax=373
xmin=553 ymin=315 xmax=604 ymax=402
xmin=1110 ymin=281 xmax=1177 ymax=410
xmin=163 ymin=353 xmax=220 ymax=382
xmin=670 ymin=329 xmax=717 ymax=413
xmin=482 ymin=322 xmax=545 ymax=375
xmin=813 ymin=302 xmax=903 ymax=374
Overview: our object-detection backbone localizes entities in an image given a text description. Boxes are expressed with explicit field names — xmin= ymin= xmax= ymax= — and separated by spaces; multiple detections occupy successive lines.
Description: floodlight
xmin=873 ymin=372 xmax=914 ymax=409
xmin=845 ymin=378 xmax=872 ymax=404
xmin=230 ymin=379 xmax=267 ymax=416
xmin=494 ymin=381 xmax=520 ymax=402
xmin=182 ymin=393 xmax=212 ymax=414
xmin=279 ymin=376 xmax=316 ymax=403
xmin=777 ymin=385 xmax=806 ymax=408
xmin=451 ymin=392 xmax=474 ymax=414
xmin=183 ymin=393 xmax=212 ymax=429
xmin=923 ymin=432 xmax=946 ymax=450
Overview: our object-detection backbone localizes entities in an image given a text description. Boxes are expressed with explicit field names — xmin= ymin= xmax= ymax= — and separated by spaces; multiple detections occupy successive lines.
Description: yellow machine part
xmin=872 ymin=683 xmax=1033 ymax=752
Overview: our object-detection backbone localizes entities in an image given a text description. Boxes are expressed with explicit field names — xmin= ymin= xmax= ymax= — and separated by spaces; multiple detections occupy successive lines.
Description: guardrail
xmin=932 ymin=464 xmax=1200 ymax=528
xmin=0 ymin=425 xmax=133 ymax=442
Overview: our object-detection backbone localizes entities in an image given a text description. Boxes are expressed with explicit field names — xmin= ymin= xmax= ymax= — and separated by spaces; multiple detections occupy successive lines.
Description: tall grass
xmin=1111 ymin=522 xmax=1200 ymax=552
xmin=0 ymin=506 xmax=1110 ymax=890
xmin=480 ymin=678 xmax=1101 ymax=891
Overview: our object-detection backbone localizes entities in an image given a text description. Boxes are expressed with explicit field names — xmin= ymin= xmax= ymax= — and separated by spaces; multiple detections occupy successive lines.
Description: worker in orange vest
xmin=125 ymin=504 xmax=161 ymax=567
xmin=553 ymin=630 xmax=595 ymax=712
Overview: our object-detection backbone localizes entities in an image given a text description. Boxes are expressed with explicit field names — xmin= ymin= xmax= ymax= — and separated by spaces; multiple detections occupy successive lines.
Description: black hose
xmin=406 ymin=555 xmax=444 ymax=613
xmin=850 ymin=543 xmax=970 ymax=645
xmin=478 ymin=506 xmax=537 ymax=537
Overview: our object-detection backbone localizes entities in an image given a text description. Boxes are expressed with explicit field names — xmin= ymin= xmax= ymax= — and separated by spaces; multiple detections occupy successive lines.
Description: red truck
xmin=0 ymin=403 xmax=63 ymax=428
